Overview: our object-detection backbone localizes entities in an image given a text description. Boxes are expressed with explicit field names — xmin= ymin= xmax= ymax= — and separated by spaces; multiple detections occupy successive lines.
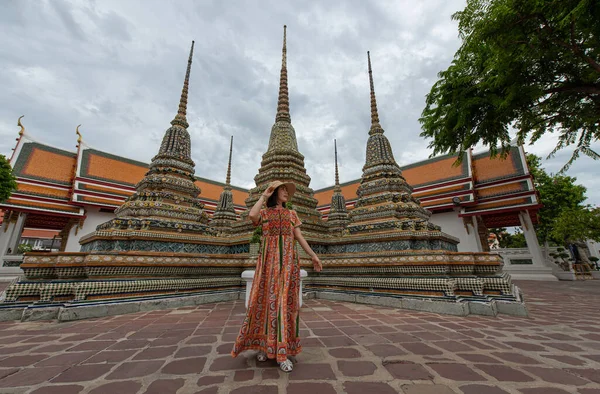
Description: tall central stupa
xmin=234 ymin=26 xmax=328 ymax=236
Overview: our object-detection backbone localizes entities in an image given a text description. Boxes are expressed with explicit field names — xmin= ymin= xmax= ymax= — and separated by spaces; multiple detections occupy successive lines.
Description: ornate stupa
xmin=210 ymin=136 xmax=238 ymax=232
xmin=234 ymin=25 xmax=328 ymax=236
xmin=81 ymin=40 xmax=217 ymax=251
xmin=327 ymin=140 xmax=350 ymax=232
xmin=345 ymin=52 xmax=458 ymax=250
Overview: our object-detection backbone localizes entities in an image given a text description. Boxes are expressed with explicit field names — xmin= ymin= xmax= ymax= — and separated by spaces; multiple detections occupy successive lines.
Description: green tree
xmin=551 ymin=207 xmax=600 ymax=245
xmin=527 ymin=154 xmax=587 ymax=243
xmin=420 ymin=0 xmax=600 ymax=171
xmin=0 ymin=154 xmax=17 ymax=202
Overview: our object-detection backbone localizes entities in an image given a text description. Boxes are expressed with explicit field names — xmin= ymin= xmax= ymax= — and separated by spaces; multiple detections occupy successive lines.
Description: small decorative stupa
xmin=210 ymin=136 xmax=238 ymax=232
xmin=327 ymin=139 xmax=350 ymax=232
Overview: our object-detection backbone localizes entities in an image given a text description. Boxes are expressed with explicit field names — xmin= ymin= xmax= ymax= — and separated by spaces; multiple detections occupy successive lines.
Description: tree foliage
xmin=420 ymin=0 xmax=600 ymax=171
xmin=526 ymin=154 xmax=587 ymax=243
xmin=551 ymin=207 xmax=600 ymax=245
xmin=0 ymin=154 xmax=17 ymax=203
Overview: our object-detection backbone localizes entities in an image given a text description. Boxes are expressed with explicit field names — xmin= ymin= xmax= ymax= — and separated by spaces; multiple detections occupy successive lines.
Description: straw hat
xmin=265 ymin=180 xmax=296 ymax=199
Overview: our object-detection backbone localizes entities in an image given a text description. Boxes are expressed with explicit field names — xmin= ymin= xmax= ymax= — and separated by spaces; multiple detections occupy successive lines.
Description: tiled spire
xmin=328 ymin=139 xmax=349 ymax=231
xmin=275 ymin=25 xmax=290 ymax=123
xmin=226 ymin=136 xmax=233 ymax=185
xmin=334 ymin=139 xmax=340 ymax=192
xmin=211 ymin=136 xmax=238 ymax=231
xmin=367 ymin=51 xmax=383 ymax=135
xmin=171 ymin=41 xmax=195 ymax=129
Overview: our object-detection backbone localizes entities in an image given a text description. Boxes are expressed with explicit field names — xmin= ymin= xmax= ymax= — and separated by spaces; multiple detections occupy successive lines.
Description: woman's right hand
xmin=262 ymin=182 xmax=278 ymax=199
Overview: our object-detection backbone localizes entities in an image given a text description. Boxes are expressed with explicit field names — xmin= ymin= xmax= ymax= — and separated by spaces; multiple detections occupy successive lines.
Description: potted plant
xmin=549 ymin=248 xmax=576 ymax=280
xmin=589 ymin=256 xmax=600 ymax=279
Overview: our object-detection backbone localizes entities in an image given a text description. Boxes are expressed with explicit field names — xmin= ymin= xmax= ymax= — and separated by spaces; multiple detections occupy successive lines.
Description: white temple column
xmin=466 ymin=217 xmax=484 ymax=252
xmin=504 ymin=210 xmax=557 ymax=280
xmin=0 ymin=217 xmax=17 ymax=256
xmin=518 ymin=210 xmax=545 ymax=267
xmin=2 ymin=212 xmax=27 ymax=255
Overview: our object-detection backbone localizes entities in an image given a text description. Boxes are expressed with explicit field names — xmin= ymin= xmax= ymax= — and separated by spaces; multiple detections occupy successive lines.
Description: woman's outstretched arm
xmin=293 ymin=227 xmax=322 ymax=272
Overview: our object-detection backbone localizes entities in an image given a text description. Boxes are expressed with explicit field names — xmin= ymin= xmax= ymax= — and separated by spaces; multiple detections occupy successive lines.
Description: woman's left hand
xmin=312 ymin=255 xmax=323 ymax=272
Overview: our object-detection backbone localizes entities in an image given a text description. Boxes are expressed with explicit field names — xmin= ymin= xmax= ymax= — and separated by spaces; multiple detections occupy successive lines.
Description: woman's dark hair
xmin=266 ymin=186 xmax=281 ymax=208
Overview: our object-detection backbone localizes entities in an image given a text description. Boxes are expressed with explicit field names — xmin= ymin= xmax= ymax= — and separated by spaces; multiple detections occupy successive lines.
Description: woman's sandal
xmin=278 ymin=358 xmax=293 ymax=372
xmin=256 ymin=351 xmax=267 ymax=362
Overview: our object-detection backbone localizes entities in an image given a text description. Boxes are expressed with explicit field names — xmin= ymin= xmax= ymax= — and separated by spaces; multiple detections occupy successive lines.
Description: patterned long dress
xmin=231 ymin=207 xmax=303 ymax=363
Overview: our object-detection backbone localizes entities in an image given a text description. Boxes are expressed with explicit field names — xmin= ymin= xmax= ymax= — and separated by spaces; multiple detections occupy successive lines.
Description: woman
xmin=231 ymin=180 xmax=323 ymax=372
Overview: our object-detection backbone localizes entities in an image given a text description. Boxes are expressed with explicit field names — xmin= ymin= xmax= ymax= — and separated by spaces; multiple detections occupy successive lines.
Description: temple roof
xmin=2 ymin=134 xmax=538 ymax=227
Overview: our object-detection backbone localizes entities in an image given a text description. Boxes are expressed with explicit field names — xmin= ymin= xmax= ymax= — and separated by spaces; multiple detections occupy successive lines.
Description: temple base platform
xmin=0 ymin=247 xmax=528 ymax=321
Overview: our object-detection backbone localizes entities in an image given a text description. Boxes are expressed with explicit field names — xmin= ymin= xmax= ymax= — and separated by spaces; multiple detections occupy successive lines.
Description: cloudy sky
xmin=1 ymin=0 xmax=598 ymax=206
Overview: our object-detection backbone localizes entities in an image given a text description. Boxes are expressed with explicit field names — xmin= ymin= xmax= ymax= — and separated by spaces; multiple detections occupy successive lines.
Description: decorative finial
xmin=275 ymin=25 xmax=290 ymax=123
xmin=171 ymin=40 xmax=195 ymax=129
xmin=76 ymin=124 xmax=82 ymax=145
xmin=367 ymin=51 xmax=382 ymax=134
xmin=226 ymin=136 xmax=233 ymax=185
xmin=334 ymin=139 xmax=340 ymax=188
xmin=17 ymin=115 xmax=25 ymax=136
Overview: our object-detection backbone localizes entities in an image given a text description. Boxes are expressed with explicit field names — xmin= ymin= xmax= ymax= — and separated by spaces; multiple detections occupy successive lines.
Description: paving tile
xmin=456 ymin=353 xmax=501 ymax=363
xmin=523 ymin=366 xmax=592 ymax=385
xmin=383 ymin=361 xmax=433 ymax=380
xmin=229 ymin=386 xmax=278 ymax=394
xmin=107 ymin=339 xmax=150 ymax=350
xmin=36 ymin=351 xmax=96 ymax=367
xmin=88 ymin=381 xmax=142 ymax=394
xmin=197 ymin=375 xmax=226 ymax=387
xmin=365 ymin=344 xmax=406 ymax=357
xmin=105 ymin=360 xmax=163 ymax=379
xmin=287 ymin=382 xmax=336 ymax=394
xmin=337 ymin=360 xmax=377 ymax=377
xmin=83 ymin=350 xmax=136 ymax=364
xmin=401 ymin=384 xmax=457 ymax=394
xmin=579 ymin=389 xmax=600 ymax=394
xmin=0 ymin=354 xmax=49 ymax=367
xmin=209 ymin=355 xmax=249 ymax=371
xmin=51 ymin=364 xmax=114 ymax=383
xmin=234 ymin=370 xmax=254 ymax=381
xmin=401 ymin=342 xmax=443 ymax=355
xmin=187 ymin=335 xmax=219 ymax=345
xmin=133 ymin=346 xmax=177 ymax=360
xmin=288 ymin=363 xmax=335 ymax=380
xmin=162 ymin=357 xmax=206 ymax=375
xmin=174 ymin=345 xmax=212 ymax=358
xmin=67 ymin=341 xmax=115 ymax=352
xmin=541 ymin=354 xmax=587 ymax=366
xmin=542 ymin=342 xmax=584 ymax=352
xmin=432 ymin=341 xmax=474 ymax=352
xmin=142 ymin=378 xmax=185 ymax=394
xmin=459 ymin=384 xmax=510 ymax=394
xmin=261 ymin=369 xmax=280 ymax=379
xmin=349 ymin=334 xmax=389 ymax=345
xmin=29 ymin=385 xmax=85 ymax=394
xmin=491 ymin=352 xmax=541 ymax=364
xmin=343 ymin=381 xmax=397 ymax=394
xmin=320 ymin=336 xmax=357 ymax=347
xmin=504 ymin=341 xmax=546 ymax=351
xmin=475 ymin=364 xmax=535 ymax=382
xmin=519 ymin=389 xmax=572 ymax=394
xmin=328 ymin=347 xmax=361 ymax=358
xmin=428 ymin=363 xmax=486 ymax=381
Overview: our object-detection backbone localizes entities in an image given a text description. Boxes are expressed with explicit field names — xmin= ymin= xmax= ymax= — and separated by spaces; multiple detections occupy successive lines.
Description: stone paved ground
xmin=0 ymin=280 xmax=599 ymax=394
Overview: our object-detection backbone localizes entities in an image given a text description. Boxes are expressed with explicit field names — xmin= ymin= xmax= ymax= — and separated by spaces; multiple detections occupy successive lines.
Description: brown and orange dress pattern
xmin=231 ymin=207 xmax=303 ymax=362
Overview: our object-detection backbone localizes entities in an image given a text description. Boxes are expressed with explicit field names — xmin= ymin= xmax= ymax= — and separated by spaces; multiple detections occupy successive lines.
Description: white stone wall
xmin=428 ymin=211 xmax=480 ymax=252
xmin=64 ymin=207 xmax=116 ymax=252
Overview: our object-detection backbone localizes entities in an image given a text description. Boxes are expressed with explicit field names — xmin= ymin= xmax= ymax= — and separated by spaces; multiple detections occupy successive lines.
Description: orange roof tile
xmin=473 ymin=148 xmax=524 ymax=184
xmin=477 ymin=182 xmax=528 ymax=199
xmin=84 ymin=152 xmax=148 ymax=186
xmin=21 ymin=229 xmax=60 ymax=239
xmin=195 ymin=180 xmax=247 ymax=206
xmin=15 ymin=144 xmax=76 ymax=184
xmin=402 ymin=156 xmax=467 ymax=188
xmin=78 ymin=183 xmax=132 ymax=197
xmin=18 ymin=183 xmax=70 ymax=199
